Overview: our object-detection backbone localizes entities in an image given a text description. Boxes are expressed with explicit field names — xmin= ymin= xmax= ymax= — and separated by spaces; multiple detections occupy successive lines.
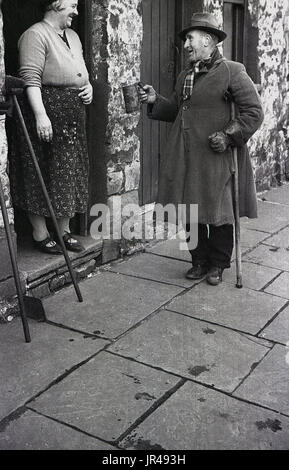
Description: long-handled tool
xmin=230 ymin=101 xmax=243 ymax=289
xmin=0 ymin=175 xmax=31 ymax=342
xmin=12 ymin=95 xmax=83 ymax=303
xmin=4 ymin=77 xmax=83 ymax=303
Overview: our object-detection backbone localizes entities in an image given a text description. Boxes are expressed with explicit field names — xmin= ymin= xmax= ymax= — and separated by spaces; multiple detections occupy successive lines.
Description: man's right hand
xmin=138 ymin=84 xmax=157 ymax=104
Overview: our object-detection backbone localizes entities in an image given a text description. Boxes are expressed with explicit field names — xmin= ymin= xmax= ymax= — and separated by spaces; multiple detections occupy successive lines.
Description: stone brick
xmin=0 ymin=230 xmax=16 ymax=281
xmin=124 ymin=161 xmax=140 ymax=192
xmin=0 ymin=298 xmax=18 ymax=323
xmin=49 ymin=274 xmax=68 ymax=293
xmin=107 ymin=168 xmax=123 ymax=195
xmin=102 ymin=239 xmax=120 ymax=264
xmin=75 ymin=260 xmax=96 ymax=280
xmin=0 ymin=273 xmax=25 ymax=300
xmin=29 ymin=283 xmax=51 ymax=300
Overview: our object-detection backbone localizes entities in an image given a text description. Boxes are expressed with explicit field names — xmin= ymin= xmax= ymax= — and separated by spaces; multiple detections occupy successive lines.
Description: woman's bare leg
xmin=57 ymin=217 xmax=71 ymax=237
xmin=28 ymin=214 xmax=49 ymax=241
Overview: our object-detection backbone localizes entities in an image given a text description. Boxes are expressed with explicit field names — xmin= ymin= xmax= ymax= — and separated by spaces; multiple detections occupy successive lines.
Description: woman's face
xmin=57 ymin=0 xmax=78 ymax=29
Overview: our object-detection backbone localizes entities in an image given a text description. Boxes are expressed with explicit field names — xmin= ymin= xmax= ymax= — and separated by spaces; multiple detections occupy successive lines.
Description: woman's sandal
xmin=33 ymin=236 xmax=63 ymax=255
xmin=62 ymin=232 xmax=84 ymax=253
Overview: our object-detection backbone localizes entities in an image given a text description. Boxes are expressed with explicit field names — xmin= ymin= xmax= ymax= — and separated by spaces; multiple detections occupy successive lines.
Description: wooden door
xmin=223 ymin=0 xmax=246 ymax=62
xmin=139 ymin=0 xmax=202 ymax=205
xmin=140 ymin=0 xmax=176 ymax=205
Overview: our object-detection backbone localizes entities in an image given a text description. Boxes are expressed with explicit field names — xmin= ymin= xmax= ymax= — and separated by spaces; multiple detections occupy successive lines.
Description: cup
xmin=122 ymin=82 xmax=141 ymax=114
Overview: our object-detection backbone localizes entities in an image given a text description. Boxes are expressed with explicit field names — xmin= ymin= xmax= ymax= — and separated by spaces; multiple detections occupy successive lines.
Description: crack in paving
xmin=106 ymin=350 xmax=289 ymax=419
xmin=0 ymin=346 xmax=111 ymax=432
xmin=256 ymin=300 xmax=289 ymax=336
xmin=164 ymin=308 xmax=274 ymax=346
xmin=231 ymin=346 xmax=274 ymax=395
xmin=24 ymin=407 xmax=120 ymax=449
xmin=114 ymin=378 xmax=187 ymax=446
xmin=260 ymin=271 xmax=285 ymax=292
xmin=44 ymin=320 xmax=113 ymax=341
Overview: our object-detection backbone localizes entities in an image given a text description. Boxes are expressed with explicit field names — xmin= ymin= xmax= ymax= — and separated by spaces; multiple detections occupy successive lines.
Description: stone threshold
xmin=18 ymin=235 xmax=103 ymax=300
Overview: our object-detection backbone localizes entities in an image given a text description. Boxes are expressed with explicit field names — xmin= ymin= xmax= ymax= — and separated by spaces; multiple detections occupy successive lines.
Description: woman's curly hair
xmin=38 ymin=0 xmax=64 ymax=13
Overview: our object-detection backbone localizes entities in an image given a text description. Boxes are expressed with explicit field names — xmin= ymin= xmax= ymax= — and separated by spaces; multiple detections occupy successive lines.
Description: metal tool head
xmin=3 ymin=75 xmax=25 ymax=96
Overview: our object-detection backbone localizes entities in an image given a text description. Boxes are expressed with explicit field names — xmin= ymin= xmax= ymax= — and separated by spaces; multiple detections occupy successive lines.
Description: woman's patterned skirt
xmin=9 ymin=86 xmax=89 ymax=218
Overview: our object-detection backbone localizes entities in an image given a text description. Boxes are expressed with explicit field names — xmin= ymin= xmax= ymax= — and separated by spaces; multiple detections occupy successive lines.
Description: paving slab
xmin=234 ymin=345 xmax=289 ymax=416
xmin=264 ymin=273 xmax=289 ymax=299
xmin=119 ymin=381 xmax=289 ymax=450
xmin=223 ymin=262 xmax=280 ymax=291
xmin=166 ymin=282 xmax=285 ymax=335
xmin=0 ymin=409 xmax=115 ymax=450
xmin=109 ymin=310 xmax=270 ymax=393
xmin=29 ymin=351 xmax=179 ymax=442
xmin=238 ymin=227 xmax=270 ymax=252
xmin=0 ymin=319 xmax=108 ymax=422
xmin=259 ymin=304 xmax=289 ymax=345
xmin=43 ymin=271 xmax=183 ymax=339
xmin=261 ymin=184 xmax=289 ymax=206
xmin=107 ymin=253 xmax=194 ymax=287
xmin=241 ymin=201 xmax=289 ymax=233
xmin=261 ymin=226 xmax=289 ymax=249
xmin=146 ymin=238 xmax=191 ymax=263
xmin=244 ymin=245 xmax=289 ymax=271
xmin=146 ymin=227 xmax=267 ymax=264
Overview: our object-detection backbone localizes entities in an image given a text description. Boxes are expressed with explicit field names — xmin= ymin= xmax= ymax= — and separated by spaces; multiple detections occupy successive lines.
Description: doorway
xmin=1 ymin=0 xmax=95 ymax=236
xmin=139 ymin=0 xmax=202 ymax=205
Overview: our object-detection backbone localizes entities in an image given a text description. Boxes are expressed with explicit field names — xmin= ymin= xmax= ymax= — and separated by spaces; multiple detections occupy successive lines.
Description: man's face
xmin=57 ymin=0 xmax=79 ymax=29
xmin=184 ymin=30 xmax=208 ymax=63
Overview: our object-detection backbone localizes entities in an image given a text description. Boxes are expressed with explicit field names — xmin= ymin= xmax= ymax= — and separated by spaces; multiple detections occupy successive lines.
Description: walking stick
xmin=11 ymin=94 xmax=83 ymax=303
xmin=230 ymin=101 xmax=243 ymax=289
xmin=0 ymin=176 xmax=31 ymax=343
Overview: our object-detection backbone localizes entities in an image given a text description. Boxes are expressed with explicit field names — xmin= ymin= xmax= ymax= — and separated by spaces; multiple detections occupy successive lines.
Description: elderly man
xmin=139 ymin=12 xmax=264 ymax=286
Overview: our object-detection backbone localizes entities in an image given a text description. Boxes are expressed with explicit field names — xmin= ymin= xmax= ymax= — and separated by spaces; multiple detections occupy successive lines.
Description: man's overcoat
xmin=148 ymin=53 xmax=264 ymax=225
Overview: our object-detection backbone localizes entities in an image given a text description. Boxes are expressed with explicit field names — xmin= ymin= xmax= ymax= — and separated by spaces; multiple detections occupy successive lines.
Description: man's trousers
xmin=187 ymin=224 xmax=234 ymax=269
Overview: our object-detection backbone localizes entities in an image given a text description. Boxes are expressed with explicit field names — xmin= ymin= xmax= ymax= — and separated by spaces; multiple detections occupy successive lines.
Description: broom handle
xmin=231 ymin=102 xmax=243 ymax=289
xmin=13 ymin=95 xmax=83 ymax=302
xmin=0 ymin=176 xmax=31 ymax=342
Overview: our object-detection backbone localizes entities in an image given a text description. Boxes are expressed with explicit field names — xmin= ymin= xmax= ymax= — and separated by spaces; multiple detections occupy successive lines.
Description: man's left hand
xmin=78 ymin=83 xmax=93 ymax=105
xmin=208 ymin=131 xmax=230 ymax=153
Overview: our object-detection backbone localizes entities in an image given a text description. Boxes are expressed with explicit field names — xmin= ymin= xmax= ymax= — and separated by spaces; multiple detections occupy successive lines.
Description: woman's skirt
xmin=9 ymin=86 xmax=89 ymax=218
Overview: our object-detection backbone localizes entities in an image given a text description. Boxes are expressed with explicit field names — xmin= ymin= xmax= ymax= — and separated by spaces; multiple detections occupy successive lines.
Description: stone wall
xmin=204 ymin=0 xmax=289 ymax=190
xmin=91 ymin=0 xmax=143 ymax=259
xmin=93 ymin=0 xmax=289 ymax=259
xmin=0 ymin=6 xmax=16 ymax=311
xmin=105 ymin=0 xmax=142 ymax=200
xmin=0 ymin=6 xmax=13 ymax=228
xmin=1 ymin=0 xmax=289 ymax=273
xmin=248 ymin=0 xmax=289 ymax=190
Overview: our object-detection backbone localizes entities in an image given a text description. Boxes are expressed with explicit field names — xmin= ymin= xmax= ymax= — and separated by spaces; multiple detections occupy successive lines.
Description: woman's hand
xmin=78 ymin=83 xmax=93 ymax=105
xmin=36 ymin=113 xmax=53 ymax=142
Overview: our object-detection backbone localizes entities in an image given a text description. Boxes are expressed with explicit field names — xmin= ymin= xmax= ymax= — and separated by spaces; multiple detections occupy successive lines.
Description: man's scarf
xmin=182 ymin=47 xmax=222 ymax=101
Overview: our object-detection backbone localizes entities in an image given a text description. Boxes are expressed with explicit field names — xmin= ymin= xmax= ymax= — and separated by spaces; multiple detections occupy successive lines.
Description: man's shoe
xmin=206 ymin=266 xmax=224 ymax=286
xmin=186 ymin=264 xmax=209 ymax=280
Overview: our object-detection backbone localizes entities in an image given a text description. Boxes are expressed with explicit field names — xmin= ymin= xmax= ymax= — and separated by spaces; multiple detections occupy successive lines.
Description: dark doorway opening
xmin=139 ymin=0 xmax=202 ymax=206
xmin=2 ymin=0 xmax=93 ymax=237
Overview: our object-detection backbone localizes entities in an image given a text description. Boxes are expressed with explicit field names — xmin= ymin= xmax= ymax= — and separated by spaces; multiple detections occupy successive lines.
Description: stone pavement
xmin=1 ymin=185 xmax=289 ymax=450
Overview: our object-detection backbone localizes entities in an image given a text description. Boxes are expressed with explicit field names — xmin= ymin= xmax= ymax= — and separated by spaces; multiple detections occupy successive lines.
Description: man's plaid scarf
xmin=182 ymin=63 xmax=200 ymax=101
xmin=182 ymin=48 xmax=220 ymax=101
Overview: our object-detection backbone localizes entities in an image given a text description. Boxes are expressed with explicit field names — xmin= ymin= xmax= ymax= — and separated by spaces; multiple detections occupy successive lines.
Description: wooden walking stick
xmin=230 ymin=101 xmax=243 ymax=289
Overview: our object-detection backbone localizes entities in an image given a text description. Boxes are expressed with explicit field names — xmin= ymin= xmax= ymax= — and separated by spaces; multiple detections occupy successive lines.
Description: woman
xmin=10 ymin=0 xmax=93 ymax=254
